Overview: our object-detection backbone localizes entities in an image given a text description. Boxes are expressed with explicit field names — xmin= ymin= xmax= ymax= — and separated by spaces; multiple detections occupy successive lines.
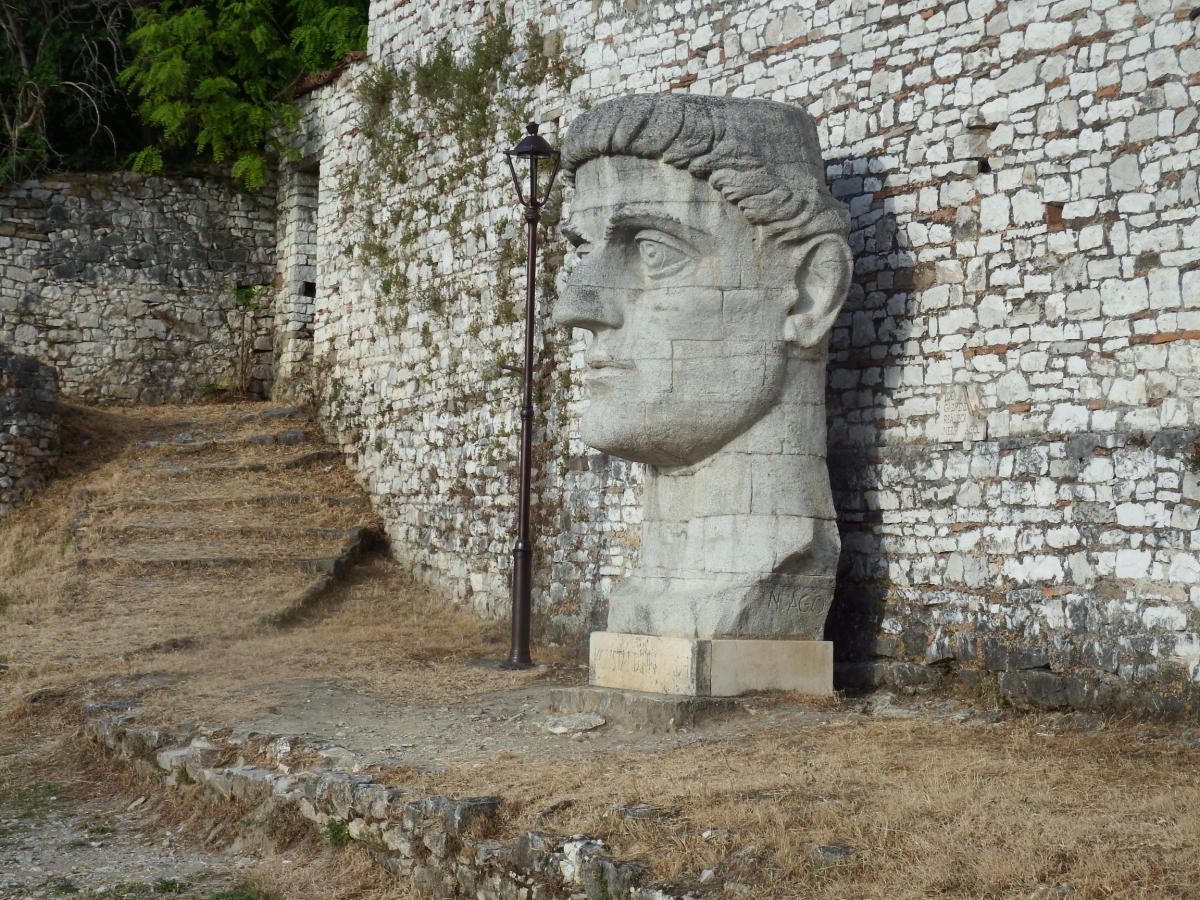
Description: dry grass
xmin=84 ymin=531 xmax=358 ymax=560
xmin=128 ymin=558 xmax=571 ymax=724
xmin=251 ymin=845 xmax=423 ymax=900
xmin=4 ymin=569 xmax=331 ymax=677
xmin=0 ymin=490 xmax=77 ymax=617
xmin=380 ymin=715 xmax=1200 ymax=899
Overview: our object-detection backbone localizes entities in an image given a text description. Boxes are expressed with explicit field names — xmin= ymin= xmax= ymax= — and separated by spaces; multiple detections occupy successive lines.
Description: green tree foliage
xmin=119 ymin=0 xmax=368 ymax=190
xmin=0 ymin=0 xmax=139 ymax=184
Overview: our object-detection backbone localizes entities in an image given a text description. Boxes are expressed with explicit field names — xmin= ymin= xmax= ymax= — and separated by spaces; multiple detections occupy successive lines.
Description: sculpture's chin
xmin=579 ymin=400 xmax=753 ymax=468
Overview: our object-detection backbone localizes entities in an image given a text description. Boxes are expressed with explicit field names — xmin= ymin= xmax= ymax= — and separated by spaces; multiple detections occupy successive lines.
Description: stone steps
xmin=61 ymin=403 xmax=383 ymax=658
xmin=77 ymin=526 xmax=376 ymax=575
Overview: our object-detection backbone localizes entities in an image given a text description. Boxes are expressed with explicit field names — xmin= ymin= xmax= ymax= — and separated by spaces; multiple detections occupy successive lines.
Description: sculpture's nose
xmin=553 ymin=277 xmax=622 ymax=332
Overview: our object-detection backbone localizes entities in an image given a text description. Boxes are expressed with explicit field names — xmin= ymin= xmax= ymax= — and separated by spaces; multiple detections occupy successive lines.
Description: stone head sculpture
xmin=556 ymin=94 xmax=852 ymax=642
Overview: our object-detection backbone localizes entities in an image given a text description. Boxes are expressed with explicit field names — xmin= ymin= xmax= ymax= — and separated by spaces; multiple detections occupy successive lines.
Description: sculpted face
xmin=556 ymin=156 xmax=798 ymax=467
xmin=554 ymin=95 xmax=854 ymax=649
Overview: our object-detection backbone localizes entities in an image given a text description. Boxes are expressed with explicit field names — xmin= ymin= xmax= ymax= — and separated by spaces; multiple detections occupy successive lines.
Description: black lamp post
xmin=500 ymin=121 xmax=560 ymax=669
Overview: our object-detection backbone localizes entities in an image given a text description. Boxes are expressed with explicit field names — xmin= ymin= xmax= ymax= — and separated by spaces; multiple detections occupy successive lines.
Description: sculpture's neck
xmin=640 ymin=357 xmax=837 ymax=579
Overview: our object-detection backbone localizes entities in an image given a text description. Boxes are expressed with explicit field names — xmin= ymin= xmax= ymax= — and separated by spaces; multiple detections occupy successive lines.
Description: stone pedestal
xmin=589 ymin=631 xmax=833 ymax=697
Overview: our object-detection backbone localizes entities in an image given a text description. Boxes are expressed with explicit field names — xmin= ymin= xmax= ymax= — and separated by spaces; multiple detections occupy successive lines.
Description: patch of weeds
xmin=322 ymin=818 xmax=351 ymax=847
xmin=86 ymin=819 xmax=115 ymax=835
xmin=50 ymin=878 xmax=80 ymax=895
xmin=129 ymin=735 xmax=155 ymax=761
xmin=110 ymin=884 xmax=153 ymax=899
xmin=0 ymin=779 xmax=62 ymax=817
xmin=174 ymin=766 xmax=196 ymax=786
xmin=979 ymin=671 xmax=1008 ymax=709
xmin=196 ymin=382 xmax=240 ymax=403
xmin=66 ymin=837 xmax=91 ymax=848
xmin=0 ymin=591 xmax=10 ymax=614
xmin=207 ymin=882 xmax=276 ymax=900
xmin=153 ymin=879 xmax=188 ymax=894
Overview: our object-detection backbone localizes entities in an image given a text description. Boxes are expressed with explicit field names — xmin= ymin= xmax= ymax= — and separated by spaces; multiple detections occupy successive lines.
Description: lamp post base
xmin=498 ymin=659 xmax=536 ymax=671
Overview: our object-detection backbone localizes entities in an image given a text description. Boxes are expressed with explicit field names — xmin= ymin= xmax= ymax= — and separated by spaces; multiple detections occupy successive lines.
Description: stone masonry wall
xmin=272 ymin=167 xmax=321 ymax=401
xmin=306 ymin=0 xmax=1200 ymax=714
xmin=0 ymin=172 xmax=277 ymax=404
xmin=272 ymin=93 xmax=329 ymax=403
xmin=0 ymin=352 xmax=60 ymax=514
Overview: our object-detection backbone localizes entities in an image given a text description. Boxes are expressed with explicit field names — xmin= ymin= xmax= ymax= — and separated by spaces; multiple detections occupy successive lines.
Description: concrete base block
xmin=588 ymin=631 xmax=833 ymax=697
xmin=547 ymin=686 xmax=741 ymax=732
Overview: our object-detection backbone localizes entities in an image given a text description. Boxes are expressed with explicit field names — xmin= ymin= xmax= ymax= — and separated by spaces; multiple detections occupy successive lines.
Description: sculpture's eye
xmin=572 ymin=241 xmax=593 ymax=259
xmin=635 ymin=231 xmax=694 ymax=279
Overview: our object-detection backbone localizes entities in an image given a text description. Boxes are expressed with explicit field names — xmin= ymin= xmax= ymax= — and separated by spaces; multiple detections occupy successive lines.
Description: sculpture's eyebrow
xmin=605 ymin=206 xmax=710 ymax=248
xmin=560 ymin=219 xmax=588 ymax=245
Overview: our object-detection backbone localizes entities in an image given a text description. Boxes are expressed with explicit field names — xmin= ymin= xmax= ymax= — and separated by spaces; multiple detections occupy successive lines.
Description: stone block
xmin=588 ymin=631 xmax=832 ymax=697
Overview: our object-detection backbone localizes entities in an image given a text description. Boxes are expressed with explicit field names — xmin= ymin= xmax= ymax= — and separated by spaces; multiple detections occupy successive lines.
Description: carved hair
xmin=561 ymin=94 xmax=850 ymax=244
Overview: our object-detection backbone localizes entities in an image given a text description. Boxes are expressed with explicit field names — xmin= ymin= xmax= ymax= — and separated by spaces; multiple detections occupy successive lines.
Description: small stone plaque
xmin=589 ymin=632 xmax=703 ymax=695
xmin=936 ymin=385 xmax=987 ymax=442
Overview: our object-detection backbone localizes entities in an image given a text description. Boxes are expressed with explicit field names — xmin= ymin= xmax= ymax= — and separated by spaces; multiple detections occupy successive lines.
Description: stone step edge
xmin=88 ymin=525 xmax=366 ymax=539
xmin=85 ymin=710 xmax=676 ymax=900
xmin=69 ymin=495 xmax=367 ymax=546
xmin=74 ymin=526 xmax=383 ymax=581
xmin=86 ymin=494 xmax=366 ymax=511
xmin=263 ymin=527 xmax=384 ymax=625
xmin=76 ymin=554 xmax=350 ymax=576
xmin=126 ymin=449 xmax=340 ymax=474
xmin=133 ymin=429 xmax=311 ymax=453
xmin=100 ymin=406 xmax=306 ymax=435
xmin=214 ymin=448 xmax=341 ymax=472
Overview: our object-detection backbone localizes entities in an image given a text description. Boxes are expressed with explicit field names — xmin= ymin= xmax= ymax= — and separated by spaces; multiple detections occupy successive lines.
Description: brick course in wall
xmin=302 ymin=0 xmax=1200 ymax=714
xmin=0 ymin=172 xmax=278 ymax=404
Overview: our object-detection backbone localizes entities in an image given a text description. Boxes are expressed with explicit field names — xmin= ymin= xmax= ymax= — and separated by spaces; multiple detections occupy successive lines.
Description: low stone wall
xmin=88 ymin=709 xmax=668 ymax=900
xmin=0 ymin=352 xmax=59 ymax=514
xmin=0 ymin=172 xmax=277 ymax=403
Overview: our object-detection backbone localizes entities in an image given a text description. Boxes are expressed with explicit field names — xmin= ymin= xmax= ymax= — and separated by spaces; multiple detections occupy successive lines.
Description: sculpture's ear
xmin=783 ymin=235 xmax=853 ymax=348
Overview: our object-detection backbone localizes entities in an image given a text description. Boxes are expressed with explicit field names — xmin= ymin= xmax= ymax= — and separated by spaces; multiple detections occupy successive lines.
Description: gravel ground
xmin=0 ymin=784 xmax=260 ymax=899
xmin=0 ymin=716 xmax=298 ymax=900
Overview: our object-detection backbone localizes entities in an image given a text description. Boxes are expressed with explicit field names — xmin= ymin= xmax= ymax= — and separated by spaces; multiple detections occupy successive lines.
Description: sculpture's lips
xmin=584 ymin=366 xmax=632 ymax=376
xmin=582 ymin=364 xmax=635 ymax=396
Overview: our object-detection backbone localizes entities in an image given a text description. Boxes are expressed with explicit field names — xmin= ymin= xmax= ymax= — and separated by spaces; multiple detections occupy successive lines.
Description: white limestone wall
xmin=308 ymin=0 xmax=1200 ymax=711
